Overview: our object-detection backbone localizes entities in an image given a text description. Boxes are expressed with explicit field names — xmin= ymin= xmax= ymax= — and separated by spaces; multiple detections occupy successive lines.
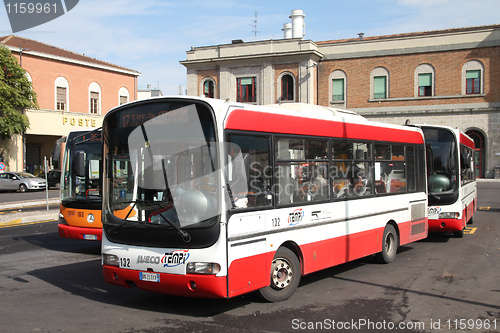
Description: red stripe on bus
xmin=225 ymin=109 xmax=424 ymax=144
xmin=103 ymin=266 xmax=228 ymax=298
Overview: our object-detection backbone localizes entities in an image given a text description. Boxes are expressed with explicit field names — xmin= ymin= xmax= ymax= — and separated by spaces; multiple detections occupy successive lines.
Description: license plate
xmin=83 ymin=234 xmax=97 ymax=240
xmin=139 ymin=272 xmax=160 ymax=282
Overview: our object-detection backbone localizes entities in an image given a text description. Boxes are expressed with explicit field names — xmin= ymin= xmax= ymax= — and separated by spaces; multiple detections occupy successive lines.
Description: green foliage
xmin=0 ymin=46 xmax=38 ymax=140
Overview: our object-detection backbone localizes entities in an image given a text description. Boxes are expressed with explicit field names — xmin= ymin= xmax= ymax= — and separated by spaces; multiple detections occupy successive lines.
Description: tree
xmin=0 ymin=45 xmax=38 ymax=160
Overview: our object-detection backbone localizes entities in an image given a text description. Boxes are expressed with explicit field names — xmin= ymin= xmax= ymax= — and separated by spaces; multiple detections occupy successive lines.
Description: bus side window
xmin=228 ymin=134 xmax=272 ymax=209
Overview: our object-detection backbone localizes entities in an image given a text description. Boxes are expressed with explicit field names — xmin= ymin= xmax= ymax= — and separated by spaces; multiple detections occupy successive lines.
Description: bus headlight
xmin=103 ymin=254 xmax=120 ymax=266
xmin=439 ymin=212 xmax=460 ymax=219
xmin=58 ymin=213 xmax=68 ymax=225
xmin=186 ymin=262 xmax=221 ymax=275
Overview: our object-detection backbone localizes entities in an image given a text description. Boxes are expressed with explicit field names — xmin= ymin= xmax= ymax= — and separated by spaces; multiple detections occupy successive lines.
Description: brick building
xmin=181 ymin=22 xmax=500 ymax=178
xmin=0 ymin=35 xmax=140 ymax=173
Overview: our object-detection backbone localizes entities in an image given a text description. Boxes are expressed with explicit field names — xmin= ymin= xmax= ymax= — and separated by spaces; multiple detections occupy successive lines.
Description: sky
xmin=1 ymin=0 xmax=499 ymax=95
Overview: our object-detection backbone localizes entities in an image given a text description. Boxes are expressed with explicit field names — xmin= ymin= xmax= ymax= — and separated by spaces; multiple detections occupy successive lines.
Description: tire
xmin=19 ymin=184 xmax=28 ymax=193
xmin=258 ymin=247 xmax=301 ymax=302
xmin=454 ymin=228 xmax=464 ymax=238
xmin=376 ymin=224 xmax=398 ymax=264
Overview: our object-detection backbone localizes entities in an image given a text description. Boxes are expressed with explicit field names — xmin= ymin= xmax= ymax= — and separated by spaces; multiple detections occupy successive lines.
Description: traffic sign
xmin=0 ymin=162 xmax=5 ymax=171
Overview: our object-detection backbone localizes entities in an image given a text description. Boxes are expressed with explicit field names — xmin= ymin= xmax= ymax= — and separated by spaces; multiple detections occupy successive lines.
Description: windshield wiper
xmin=142 ymin=199 xmax=191 ymax=243
xmin=109 ymin=199 xmax=191 ymax=242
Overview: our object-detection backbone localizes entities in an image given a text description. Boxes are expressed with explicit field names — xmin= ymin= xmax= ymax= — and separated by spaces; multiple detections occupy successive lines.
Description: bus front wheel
xmin=258 ymin=247 xmax=301 ymax=302
xmin=377 ymin=224 xmax=398 ymax=264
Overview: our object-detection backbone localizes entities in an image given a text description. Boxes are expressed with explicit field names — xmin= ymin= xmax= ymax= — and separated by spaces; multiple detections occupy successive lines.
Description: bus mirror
xmin=73 ymin=150 xmax=86 ymax=177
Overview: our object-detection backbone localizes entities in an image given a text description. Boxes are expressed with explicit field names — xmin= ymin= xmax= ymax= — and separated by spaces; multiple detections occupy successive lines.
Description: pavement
xmin=0 ymin=179 xmax=498 ymax=228
xmin=0 ymin=198 xmax=60 ymax=228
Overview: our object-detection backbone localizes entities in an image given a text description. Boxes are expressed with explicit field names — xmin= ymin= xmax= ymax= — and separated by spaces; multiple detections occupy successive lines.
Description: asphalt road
xmin=0 ymin=183 xmax=498 ymax=333
xmin=0 ymin=188 xmax=60 ymax=203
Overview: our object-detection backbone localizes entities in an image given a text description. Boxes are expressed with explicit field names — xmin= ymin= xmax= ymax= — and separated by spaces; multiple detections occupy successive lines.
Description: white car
xmin=0 ymin=172 xmax=46 ymax=192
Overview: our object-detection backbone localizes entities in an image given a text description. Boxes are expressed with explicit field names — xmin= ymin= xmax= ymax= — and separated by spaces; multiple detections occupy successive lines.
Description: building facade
xmin=0 ymin=35 xmax=140 ymax=174
xmin=181 ymin=23 xmax=500 ymax=178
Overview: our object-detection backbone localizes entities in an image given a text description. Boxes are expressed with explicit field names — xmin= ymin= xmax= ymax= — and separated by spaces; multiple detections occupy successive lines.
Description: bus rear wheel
xmin=377 ymin=224 xmax=398 ymax=264
xmin=258 ymin=247 xmax=300 ymax=302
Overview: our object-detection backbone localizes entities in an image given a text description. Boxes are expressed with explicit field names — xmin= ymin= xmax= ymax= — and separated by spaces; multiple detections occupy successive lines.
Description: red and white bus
xmin=101 ymin=97 xmax=428 ymax=302
xmin=418 ymin=124 xmax=477 ymax=237
xmin=58 ymin=130 xmax=103 ymax=241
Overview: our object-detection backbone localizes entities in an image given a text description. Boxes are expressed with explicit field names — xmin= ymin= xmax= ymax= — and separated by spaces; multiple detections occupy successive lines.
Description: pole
xmin=44 ymin=156 xmax=49 ymax=210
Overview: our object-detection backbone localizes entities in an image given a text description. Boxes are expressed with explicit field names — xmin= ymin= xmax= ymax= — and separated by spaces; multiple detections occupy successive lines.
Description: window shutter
xmin=466 ymin=70 xmax=480 ymax=79
xmin=418 ymin=73 xmax=432 ymax=86
xmin=374 ymin=76 xmax=387 ymax=98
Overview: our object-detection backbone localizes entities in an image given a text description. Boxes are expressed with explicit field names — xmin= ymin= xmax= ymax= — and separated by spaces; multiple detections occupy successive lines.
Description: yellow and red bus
xmin=418 ymin=124 xmax=477 ymax=237
xmin=101 ymin=97 xmax=428 ymax=302
xmin=58 ymin=130 xmax=102 ymax=241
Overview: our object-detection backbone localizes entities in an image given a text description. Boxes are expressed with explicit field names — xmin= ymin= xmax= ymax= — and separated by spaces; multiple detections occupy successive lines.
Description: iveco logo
xmin=87 ymin=213 xmax=95 ymax=223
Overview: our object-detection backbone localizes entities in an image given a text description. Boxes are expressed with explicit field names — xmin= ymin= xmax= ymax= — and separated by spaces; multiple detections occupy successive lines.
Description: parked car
xmin=0 ymin=171 xmax=46 ymax=192
xmin=47 ymin=170 xmax=62 ymax=189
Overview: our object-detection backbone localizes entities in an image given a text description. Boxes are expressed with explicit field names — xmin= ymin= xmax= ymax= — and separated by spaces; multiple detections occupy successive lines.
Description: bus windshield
xmin=422 ymin=127 xmax=459 ymax=205
xmin=61 ymin=131 xmax=102 ymax=209
xmin=102 ymin=100 xmax=221 ymax=248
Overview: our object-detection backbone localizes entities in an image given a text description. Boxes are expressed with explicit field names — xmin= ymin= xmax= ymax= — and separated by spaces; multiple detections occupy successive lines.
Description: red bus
xmin=418 ymin=124 xmax=477 ymax=237
xmin=101 ymin=97 xmax=428 ymax=301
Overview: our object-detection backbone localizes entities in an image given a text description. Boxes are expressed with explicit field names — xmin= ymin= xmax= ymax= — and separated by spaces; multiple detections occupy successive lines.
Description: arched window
xmin=89 ymin=82 xmax=101 ymax=114
xmin=415 ymin=64 xmax=435 ymax=97
xmin=370 ymin=67 xmax=389 ymax=99
xmin=462 ymin=60 xmax=484 ymax=95
xmin=201 ymin=78 xmax=215 ymax=98
xmin=329 ymin=70 xmax=347 ymax=105
xmin=118 ymin=87 xmax=129 ymax=105
xmin=55 ymin=76 xmax=69 ymax=111
xmin=281 ymin=74 xmax=294 ymax=101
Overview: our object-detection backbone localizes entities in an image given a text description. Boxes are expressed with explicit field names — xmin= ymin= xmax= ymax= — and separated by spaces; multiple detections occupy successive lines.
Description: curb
xmin=0 ymin=198 xmax=60 ymax=228
xmin=0 ymin=198 xmax=60 ymax=210
xmin=0 ymin=211 xmax=59 ymax=228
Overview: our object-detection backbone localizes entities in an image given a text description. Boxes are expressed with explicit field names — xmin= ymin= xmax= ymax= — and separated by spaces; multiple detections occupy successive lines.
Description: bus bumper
xmin=58 ymin=224 xmax=102 ymax=241
xmin=428 ymin=218 xmax=463 ymax=233
xmin=103 ymin=265 xmax=227 ymax=298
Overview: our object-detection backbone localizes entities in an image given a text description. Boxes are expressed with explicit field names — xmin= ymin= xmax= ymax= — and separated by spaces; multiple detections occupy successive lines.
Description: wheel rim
xmin=271 ymin=258 xmax=293 ymax=290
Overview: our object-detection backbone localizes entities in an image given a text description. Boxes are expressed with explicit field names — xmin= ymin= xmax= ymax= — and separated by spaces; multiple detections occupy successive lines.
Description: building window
xmin=370 ymin=67 xmax=389 ymax=100
xmin=89 ymin=82 xmax=101 ymax=114
xmin=281 ymin=74 xmax=294 ymax=101
xmin=55 ymin=76 xmax=69 ymax=111
xmin=415 ymin=64 xmax=434 ymax=97
xmin=373 ymin=76 xmax=387 ymax=99
xmin=330 ymin=70 xmax=347 ymax=106
xmin=237 ymin=77 xmax=256 ymax=103
xmin=118 ymin=87 xmax=129 ymax=105
xmin=56 ymin=87 xmax=66 ymax=111
xmin=90 ymin=92 xmax=99 ymax=114
xmin=203 ymin=79 xmax=214 ymax=98
xmin=332 ymin=78 xmax=345 ymax=101
xmin=418 ymin=73 xmax=433 ymax=96
xmin=462 ymin=60 xmax=484 ymax=95
xmin=466 ymin=70 xmax=481 ymax=94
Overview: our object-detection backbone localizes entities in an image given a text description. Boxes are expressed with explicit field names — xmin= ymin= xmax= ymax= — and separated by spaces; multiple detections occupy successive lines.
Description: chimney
xmin=358 ymin=32 xmax=364 ymax=41
xmin=282 ymin=23 xmax=292 ymax=39
xmin=290 ymin=9 xmax=305 ymax=39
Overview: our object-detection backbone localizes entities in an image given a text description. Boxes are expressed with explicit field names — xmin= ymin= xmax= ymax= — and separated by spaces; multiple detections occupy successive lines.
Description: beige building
xmin=0 ymin=35 xmax=140 ymax=174
xmin=181 ymin=19 xmax=500 ymax=178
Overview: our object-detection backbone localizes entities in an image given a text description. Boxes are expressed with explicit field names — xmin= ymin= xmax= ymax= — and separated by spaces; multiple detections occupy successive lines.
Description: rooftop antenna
xmin=250 ymin=11 xmax=260 ymax=39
